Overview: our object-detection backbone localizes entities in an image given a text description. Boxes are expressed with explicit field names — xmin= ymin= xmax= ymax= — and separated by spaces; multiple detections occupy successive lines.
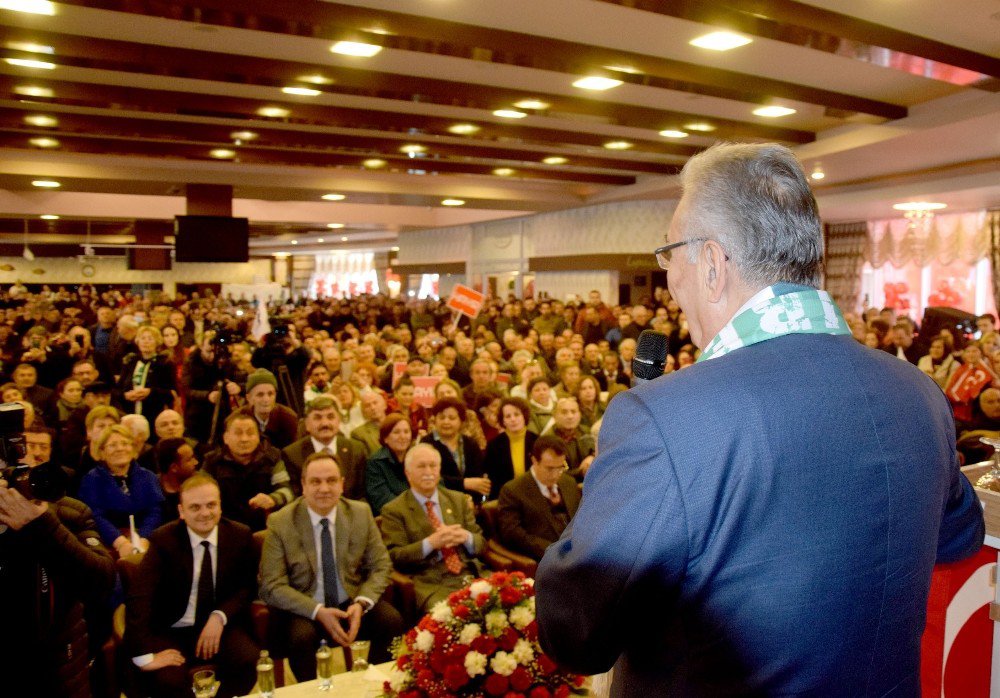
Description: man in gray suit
xmin=280 ymin=396 xmax=368 ymax=500
xmin=259 ymin=452 xmax=402 ymax=680
xmin=380 ymin=443 xmax=485 ymax=611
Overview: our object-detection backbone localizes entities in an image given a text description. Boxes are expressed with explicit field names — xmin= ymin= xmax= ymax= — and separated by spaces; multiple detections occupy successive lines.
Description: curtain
xmin=867 ymin=210 xmax=990 ymax=269
xmin=990 ymin=210 xmax=1000 ymax=315
xmin=824 ymin=221 xmax=868 ymax=314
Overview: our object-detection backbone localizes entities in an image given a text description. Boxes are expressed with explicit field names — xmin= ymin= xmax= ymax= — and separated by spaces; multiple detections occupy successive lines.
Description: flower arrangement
xmin=383 ymin=570 xmax=586 ymax=698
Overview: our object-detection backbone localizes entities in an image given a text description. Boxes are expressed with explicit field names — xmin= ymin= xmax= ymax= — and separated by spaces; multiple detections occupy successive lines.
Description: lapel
xmin=437 ymin=488 xmax=458 ymax=526
xmin=334 ymin=500 xmax=350 ymax=568
xmin=405 ymin=490 xmax=435 ymax=539
xmin=293 ymin=501 xmax=318 ymax=578
xmin=176 ymin=521 xmax=195 ymax=586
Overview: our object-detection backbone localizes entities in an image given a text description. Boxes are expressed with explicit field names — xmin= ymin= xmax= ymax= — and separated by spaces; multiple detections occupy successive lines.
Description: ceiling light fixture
xmin=317 ymin=238 xmax=324 ymax=243
xmin=493 ymin=109 xmax=527 ymax=119
xmin=6 ymin=41 xmax=54 ymax=54
xmin=5 ymin=57 xmax=55 ymax=69
xmin=32 ymin=179 xmax=60 ymax=187
xmin=327 ymin=223 xmax=345 ymax=229
xmin=273 ymin=252 xmax=290 ymax=258
xmin=892 ymin=202 xmax=947 ymax=212
xmin=230 ymin=130 xmax=257 ymax=141
xmin=542 ymin=156 xmax=568 ymax=165
xmin=493 ymin=168 xmax=515 ymax=176
xmin=330 ymin=41 xmax=382 ymax=57
xmin=753 ymin=105 xmax=796 ymax=117
xmin=810 ymin=164 xmax=825 ymax=181
xmin=441 ymin=199 xmax=465 ymax=206
xmin=13 ymin=85 xmax=52 ymax=97
xmin=572 ymin=76 xmax=623 ymax=91
xmin=281 ymin=86 xmax=321 ymax=97
xmin=321 ymin=193 xmax=346 ymax=201
xmin=209 ymin=148 xmax=235 ymax=158
xmin=603 ymin=140 xmax=633 ymax=150
xmin=684 ymin=122 xmax=716 ymax=132
xmin=24 ymin=114 xmax=57 ymax=127
xmin=29 ymin=137 xmax=58 ymax=148
xmin=689 ymin=31 xmax=752 ymax=51
xmin=603 ymin=65 xmax=643 ymax=75
xmin=290 ymin=240 xmax=298 ymax=245
xmin=297 ymin=74 xmax=333 ymax=85
xmin=448 ymin=123 xmax=480 ymax=135
xmin=363 ymin=158 xmax=386 ymax=168
xmin=257 ymin=106 xmax=290 ymax=118
xmin=399 ymin=144 xmax=426 ymax=154
xmin=40 ymin=214 xmax=58 ymax=220
xmin=341 ymin=236 xmax=348 ymax=242
xmin=0 ymin=0 xmax=56 ymax=16
xmin=659 ymin=129 xmax=689 ymax=138
xmin=514 ymin=99 xmax=550 ymax=110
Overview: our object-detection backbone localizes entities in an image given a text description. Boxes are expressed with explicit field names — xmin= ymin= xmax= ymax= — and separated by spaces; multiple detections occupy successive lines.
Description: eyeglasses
xmin=653 ymin=238 xmax=708 ymax=270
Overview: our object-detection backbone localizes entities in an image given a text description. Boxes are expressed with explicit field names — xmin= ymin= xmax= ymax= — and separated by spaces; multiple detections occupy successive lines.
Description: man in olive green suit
xmin=259 ymin=453 xmax=401 ymax=680
xmin=380 ymin=443 xmax=485 ymax=611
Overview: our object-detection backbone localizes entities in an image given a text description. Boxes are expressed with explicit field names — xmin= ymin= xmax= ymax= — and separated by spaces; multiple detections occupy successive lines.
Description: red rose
xmin=573 ymin=674 xmax=585 ymax=687
xmin=523 ymin=620 xmax=538 ymax=641
xmin=471 ymin=635 xmax=498 ymax=656
xmin=510 ymin=666 xmax=533 ymax=692
xmin=537 ymin=654 xmax=557 ymax=675
xmin=490 ymin=571 xmax=510 ymax=586
xmin=397 ymin=656 xmax=410 ymax=670
xmin=509 ymin=571 xmax=526 ymax=582
xmin=522 ymin=584 xmax=535 ymax=598
xmin=451 ymin=588 xmax=471 ymax=602
xmin=418 ymin=617 xmax=439 ymax=632
xmin=475 ymin=593 xmax=491 ymax=608
xmin=453 ymin=603 xmax=472 ymax=619
xmin=429 ymin=652 xmax=450 ymax=675
xmin=554 ymin=685 xmax=570 ymax=698
xmin=416 ymin=669 xmax=436 ymax=688
xmin=484 ymin=674 xmax=510 ymax=696
xmin=443 ymin=663 xmax=470 ymax=690
xmin=499 ymin=627 xmax=520 ymax=652
xmin=529 ymin=687 xmax=552 ymax=698
xmin=405 ymin=629 xmax=418 ymax=644
xmin=447 ymin=644 xmax=470 ymax=664
xmin=499 ymin=586 xmax=523 ymax=606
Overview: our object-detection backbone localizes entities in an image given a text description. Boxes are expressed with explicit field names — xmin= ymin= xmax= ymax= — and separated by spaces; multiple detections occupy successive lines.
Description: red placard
xmin=412 ymin=376 xmax=441 ymax=408
xmin=446 ymin=284 xmax=486 ymax=318
xmin=391 ymin=362 xmax=408 ymax=389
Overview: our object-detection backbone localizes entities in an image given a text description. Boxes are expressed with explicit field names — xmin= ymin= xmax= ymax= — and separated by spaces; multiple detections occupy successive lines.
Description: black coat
xmin=484 ymin=431 xmax=538 ymax=500
xmin=114 ymin=351 xmax=177 ymax=421
xmin=420 ymin=434 xmax=485 ymax=495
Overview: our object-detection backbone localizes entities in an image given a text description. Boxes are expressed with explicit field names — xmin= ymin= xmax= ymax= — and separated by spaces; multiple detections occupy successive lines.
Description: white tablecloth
xmin=239 ymin=663 xmax=389 ymax=698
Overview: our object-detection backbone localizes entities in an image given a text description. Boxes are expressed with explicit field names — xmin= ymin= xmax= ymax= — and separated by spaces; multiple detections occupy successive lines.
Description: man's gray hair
xmin=404 ymin=442 xmax=441 ymax=468
xmin=678 ymin=142 xmax=823 ymax=288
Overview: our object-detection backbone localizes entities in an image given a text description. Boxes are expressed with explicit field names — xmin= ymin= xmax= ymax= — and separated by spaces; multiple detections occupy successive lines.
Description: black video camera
xmin=0 ymin=402 xmax=66 ymax=503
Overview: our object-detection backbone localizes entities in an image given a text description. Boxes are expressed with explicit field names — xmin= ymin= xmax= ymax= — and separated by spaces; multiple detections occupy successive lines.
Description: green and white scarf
xmin=698 ymin=285 xmax=851 ymax=363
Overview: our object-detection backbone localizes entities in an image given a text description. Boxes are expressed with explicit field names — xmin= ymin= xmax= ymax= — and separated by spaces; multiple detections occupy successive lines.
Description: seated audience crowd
xmin=0 ymin=282 xmax=993 ymax=696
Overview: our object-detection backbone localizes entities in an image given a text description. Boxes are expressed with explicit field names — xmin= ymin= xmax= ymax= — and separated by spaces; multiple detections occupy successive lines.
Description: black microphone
xmin=632 ymin=330 xmax=669 ymax=385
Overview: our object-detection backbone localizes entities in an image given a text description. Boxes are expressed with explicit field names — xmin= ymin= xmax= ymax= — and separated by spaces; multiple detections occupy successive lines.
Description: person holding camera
xmin=251 ymin=323 xmax=310 ymax=411
xmin=183 ymin=332 xmax=242 ymax=445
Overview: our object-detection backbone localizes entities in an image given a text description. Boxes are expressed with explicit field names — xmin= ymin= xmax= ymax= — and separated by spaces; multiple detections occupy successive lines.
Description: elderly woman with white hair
xmin=114 ymin=324 xmax=177 ymax=421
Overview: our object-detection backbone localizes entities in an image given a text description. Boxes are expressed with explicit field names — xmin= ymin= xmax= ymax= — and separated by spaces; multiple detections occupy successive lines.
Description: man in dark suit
xmin=536 ymin=143 xmax=985 ymax=696
xmin=126 ymin=473 xmax=259 ymax=698
xmin=380 ymin=443 xmax=485 ymax=611
xmin=259 ymin=452 xmax=402 ymax=681
xmin=281 ymin=395 xmax=368 ymax=500
xmin=497 ymin=435 xmax=581 ymax=560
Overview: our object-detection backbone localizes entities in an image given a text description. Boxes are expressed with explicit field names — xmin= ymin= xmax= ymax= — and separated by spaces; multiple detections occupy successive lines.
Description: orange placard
xmin=446 ymin=284 xmax=486 ymax=318
xmin=412 ymin=376 xmax=441 ymax=408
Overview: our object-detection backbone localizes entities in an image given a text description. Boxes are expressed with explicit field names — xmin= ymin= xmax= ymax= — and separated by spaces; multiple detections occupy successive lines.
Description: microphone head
xmin=632 ymin=330 xmax=669 ymax=382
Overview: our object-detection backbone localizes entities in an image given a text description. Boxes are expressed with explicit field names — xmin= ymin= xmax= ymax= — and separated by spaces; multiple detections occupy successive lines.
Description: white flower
xmin=414 ymin=629 xmax=434 ymax=652
xmin=512 ymin=638 xmax=535 ymax=665
xmin=388 ymin=667 xmax=410 ymax=692
xmin=485 ymin=609 xmax=509 ymax=635
xmin=469 ymin=580 xmax=493 ymax=599
xmin=490 ymin=651 xmax=518 ymax=677
xmin=524 ymin=578 xmax=535 ymax=587
xmin=465 ymin=651 xmax=487 ymax=677
xmin=458 ymin=623 xmax=483 ymax=645
xmin=509 ymin=604 xmax=534 ymax=630
xmin=430 ymin=600 xmax=453 ymax=623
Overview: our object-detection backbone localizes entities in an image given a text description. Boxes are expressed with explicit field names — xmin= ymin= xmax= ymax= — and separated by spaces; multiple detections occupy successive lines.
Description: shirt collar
xmin=530 ymin=468 xmax=553 ymax=496
xmin=311 ymin=436 xmax=336 ymax=454
xmin=186 ymin=525 xmax=218 ymax=549
xmin=307 ymin=504 xmax=338 ymax=528
xmin=410 ymin=488 xmax=440 ymax=510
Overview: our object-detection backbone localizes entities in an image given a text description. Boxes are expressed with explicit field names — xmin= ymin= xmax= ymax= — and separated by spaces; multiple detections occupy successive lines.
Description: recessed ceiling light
xmin=297 ymin=74 xmax=333 ymax=85
xmin=810 ymin=165 xmax=825 ymax=181
xmin=514 ymin=99 xmax=550 ymax=110
xmin=659 ymin=129 xmax=689 ymax=138
xmin=291 ymin=240 xmax=298 ymax=245
xmin=257 ymin=106 xmax=290 ymax=118
xmin=230 ymin=130 xmax=257 ymax=141
xmin=448 ymin=123 xmax=480 ymax=135
xmin=0 ymin=1 xmax=56 ymax=15
xmin=6 ymin=41 xmax=54 ymax=54
xmin=689 ymin=31 xmax=752 ymax=51
xmin=281 ymin=86 xmax=321 ymax=97
xmin=24 ymin=114 xmax=57 ymax=127
xmin=753 ymin=106 xmax=796 ymax=117
xmin=542 ymin=156 xmax=568 ymax=165
xmin=40 ymin=214 xmax=58 ymax=220
xmin=441 ymin=199 xmax=465 ymax=206
xmin=330 ymin=41 xmax=382 ymax=57
xmin=684 ymin=122 xmax=716 ymax=132
xmin=893 ymin=202 xmax=947 ymax=212
xmin=364 ymin=27 xmax=394 ymax=36
xmin=209 ymin=148 xmax=235 ymax=159
xmin=32 ymin=179 xmax=60 ymax=188
xmin=317 ymin=238 xmax=324 ymax=243
xmin=603 ymin=65 xmax=643 ymax=75
xmin=327 ymin=223 xmax=345 ymax=229
xmin=603 ymin=140 xmax=633 ymax=150
xmin=274 ymin=252 xmax=290 ymax=258
xmin=341 ymin=236 xmax=348 ymax=242
xmin=363 ymin=158 xmax=386 ymax=169
xmin=493 ymin=109 xmax=527 ymax=119
xmin=572 ymin=76 xmax=623 ymax=91
xmin=399 ymin=144 xmax=426 ymax=154
xmin=391 ymin=246 xmax=400 ymax=252
xmin=493 ymin=168 xmax=515 ymax=176
xmin=322 ymin=193 xmax=346 ymax=201
xmin=5 ymin=57 xmax=55 ymax=69
xmin=13 ymin=85 xmax=53 ymax=97
xmin=29 ymin=137 xmax=58 ymax=148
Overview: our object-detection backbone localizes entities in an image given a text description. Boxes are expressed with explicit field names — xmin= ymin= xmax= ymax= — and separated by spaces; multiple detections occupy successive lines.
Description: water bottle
xmin=256 ymin=650 xmax=275 ymax=698
xmin=316 ymin=639 xmax=333 ymax=691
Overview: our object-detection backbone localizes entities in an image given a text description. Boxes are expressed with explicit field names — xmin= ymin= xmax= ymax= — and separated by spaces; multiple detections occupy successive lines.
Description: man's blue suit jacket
xmin=536 ymin=333 xmax=984 ymax=697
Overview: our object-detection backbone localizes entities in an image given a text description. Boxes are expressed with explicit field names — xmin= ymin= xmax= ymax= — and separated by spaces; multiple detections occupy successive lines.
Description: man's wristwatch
xmin=354 ymin=598 xmax=374 ymax=613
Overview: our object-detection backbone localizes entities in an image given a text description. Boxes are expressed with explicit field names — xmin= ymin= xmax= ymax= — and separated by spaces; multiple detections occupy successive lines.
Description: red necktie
xmin=547 ymin=485 xmax=562 ymax=506
xmin=425 ymin=500 xmax=463 ymax=575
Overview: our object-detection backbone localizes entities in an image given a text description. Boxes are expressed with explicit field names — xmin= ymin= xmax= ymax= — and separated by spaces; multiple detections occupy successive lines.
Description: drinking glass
xmin=191 ymin=669 xmax=218 ymax=698
xmin=350 ymin=640 xmax=371 ymax=672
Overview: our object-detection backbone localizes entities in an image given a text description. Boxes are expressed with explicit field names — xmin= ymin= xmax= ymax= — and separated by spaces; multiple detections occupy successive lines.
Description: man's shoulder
xmin=148 ymin=519 xmax=187 ymax=547
xmin=380 ymin=489 xmax=415 ymax=516
xmin=266 ymin=498 xmax=304 ymax=531
xmin=282 ymin=437 xmax=310 ymax=459
xmin=339 ymin=497 xmax=375 ymax=524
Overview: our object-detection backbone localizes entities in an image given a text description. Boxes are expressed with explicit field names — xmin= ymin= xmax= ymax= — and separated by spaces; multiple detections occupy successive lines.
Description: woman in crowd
xmin=77 ymin=423 xmax=164 ymax=556
xmin=575 ymin=374 xmax=605 ymax=430
xmin=115 ymin=324 xmax=177 ymax=420
xmin=365 ymin=413 xmax=414 ymax=515
xmin=918 ymin=336 xmax=960 ymax=390
xmin=45 ymin=376 xmax=84 ymax=431
xmin=160 ymin=324 xmax=188 ymax=386
xmin=334 ymin=378 xmax=365 ymax=435
xmin=421 ymin=396 xmax=490 ymax=500
xmin=484 ymin=396 xmax=537 ymax=499
xmin=388 ymin=375 xmax=429 ymax=437
xmin=473 ymin=388 xmax=504 ymax=446
xmin=510 ymin=360 xmax=544 ymax=400
xmin=527 ymin=376 xmax=556 ymax=434
xmin=553 ymin=362 xmax=583 ymax=400
xmin=435 ymin=378 xmax=486 ymax=447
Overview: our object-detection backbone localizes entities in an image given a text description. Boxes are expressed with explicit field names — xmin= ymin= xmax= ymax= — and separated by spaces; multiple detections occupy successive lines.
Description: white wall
xmin=534 ymin=270 xmax=619 ymax=305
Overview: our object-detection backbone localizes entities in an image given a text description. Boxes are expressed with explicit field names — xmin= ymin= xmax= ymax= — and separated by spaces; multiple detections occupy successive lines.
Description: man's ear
xmin=703 ymin=242 xmax=727 ymax=304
